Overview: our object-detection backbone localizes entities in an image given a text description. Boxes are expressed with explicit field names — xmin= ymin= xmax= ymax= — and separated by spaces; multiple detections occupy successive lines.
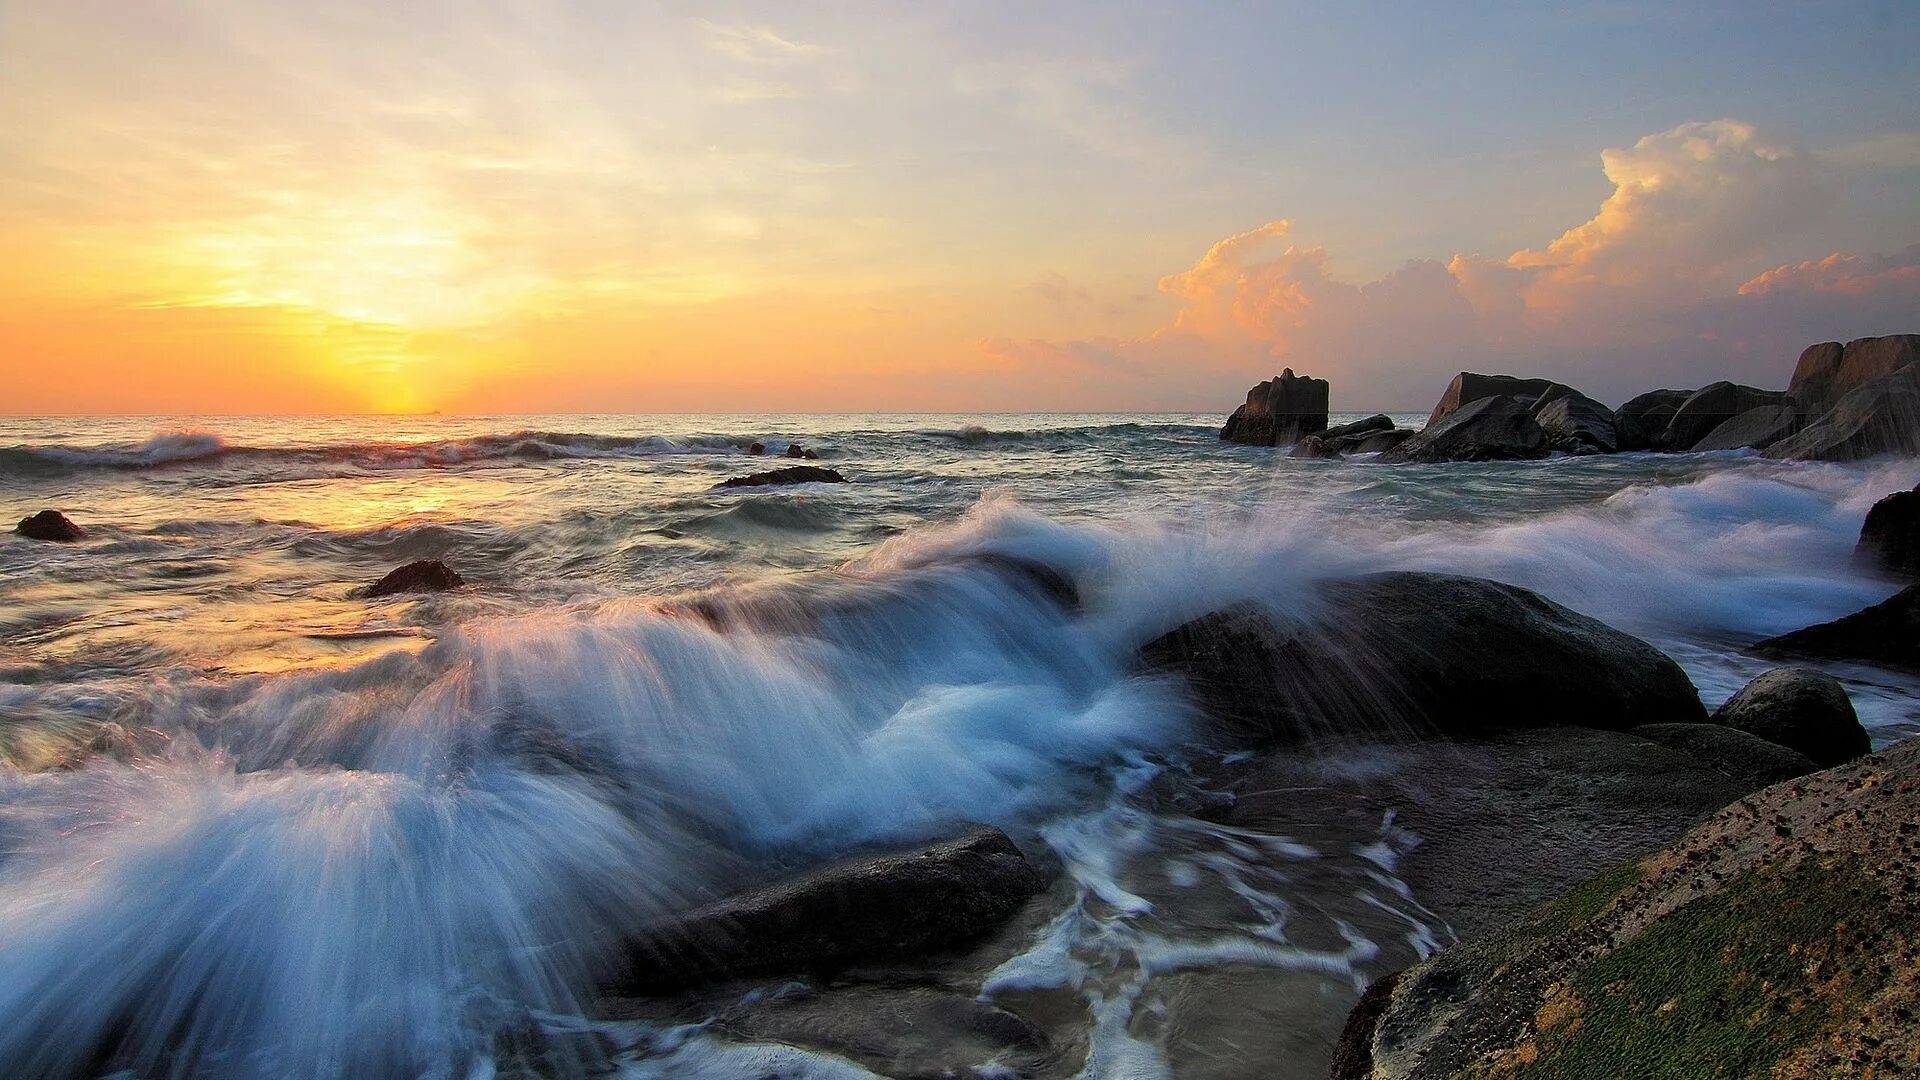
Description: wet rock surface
xmin=1139 ymin=571 xmax=1706 ymax=745
xmin=364 ymin=558 xmax=465 ymax=597
xmin=1630 ymin=722 xmax=1820 ymax=786
xmin=15 ymin=509 xmax=85 ymax=542
xmin=1856 ymin=484 xmax=1920 ymax=578
xmin=716 ymin=465 xmax=848 ymax=488
xmin=1385 ymin=396 xmax=1549 ymax=463
xmin=1754 ymin=584 xmax=1920 ymax=673
xmin=1709 ymin=666 xmax=1869 ymax=767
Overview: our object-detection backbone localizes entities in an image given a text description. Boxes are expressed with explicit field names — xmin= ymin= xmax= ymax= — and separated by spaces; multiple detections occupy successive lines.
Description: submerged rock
xmin=1424 ymin=373 xmax=1557 ymax=427
xmin=1709 ymin=666 xmax=1869 ymax=767
xmin=614 ymin=826 xmax=1047 ymax=993
xmin=1658 ymin=381 xmax=1789 ymax=450
xmin=1753 ymin=584 xmax=1920 ymax=673
xmin=15 ymin=509 xmax=85 ymax=542
xmin=1384 ymin=395 xmax=1549 ymax=463
xmin=1221 ymin=368 xmax=1331 ymax=446
xmin=717 ymin=465 xmax=848 ymax=488
xmin=747 ymin=442 xmax=766 ymax=455
xmin=1340 ymin=739 xmax=1920 ymax=1079
xmin=1690 ymin=402 xmax=1800 ymax=451
xmin=1786 ymin=332 xmax=1920 ymax=416
xmin=1613 ymin=388 xmax=1692 ymax=451
xmin=783 ymin=443 xmax=819 ymax=459
xmin=1138 ymin=571 xmax=1705 ymax=746
xmin=364 ymin=559 xmax=465 ymax=597
xmin=1857 ymin=484 xmax=1920 ymax=577
xmin=1765 ymin=364 xmax=1920 ymax=460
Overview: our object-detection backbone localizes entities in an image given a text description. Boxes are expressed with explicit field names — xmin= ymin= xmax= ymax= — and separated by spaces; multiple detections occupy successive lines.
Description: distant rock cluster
xmin=1220 ymin=332 xmax=1920 ymax=463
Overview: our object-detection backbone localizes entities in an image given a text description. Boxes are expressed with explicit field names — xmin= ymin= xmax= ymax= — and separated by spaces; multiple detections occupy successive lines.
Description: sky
xmin=1 ymin=1 xmax=1917 ymax=415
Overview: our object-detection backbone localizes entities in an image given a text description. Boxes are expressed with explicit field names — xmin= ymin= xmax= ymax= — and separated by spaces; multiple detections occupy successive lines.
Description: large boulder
xmin=1613 ymin=389 xmax=1692 ymax=451
xmin=1221 ymin=368 xmax=1331 ymax=446
xmin=1425 ymin=373 xmax=1557 ymax=427
xmin=613 ymin=826 xmax=1047 ymax=993
xmin=1659 ymin=381 xmax=1790 ymax=451
xmin=1346 ymin=428 xmax=1415 ymax=455
xmin=1385 ymin=395 xmax=1549 ymax=463
xmin=1753 ymin=584 xmax=1920 ymax=672
xmin=1856 ymin=484 xmax=1920 ymax=577
xmin=1629 ymin=722 xmax=1819 ymax=786
xmin=1709 ymin=667 xmax=1870 ymax=767
xmin=1338 ymin=739 xmax=1920 ymax=1080
xmin=364 ymin=559 xmax=465 ymax=597
xmin=1766 ymin=364 xmax=1920 ymax=461
xmin=1138 ymin=571 xmax=1706 ymax=746
xmin=1532 ymin=389 xmax=1618 ymax=453
xmin=1787 ymin=333 xmax=1920 ymax=416
xmin=1690 ymin=402 xmax=1800 ymax=451
xmin=717 ymin=465 xmax=848 ymax=488
xmin=1322 ymin=414 xmax=1395 ymax=441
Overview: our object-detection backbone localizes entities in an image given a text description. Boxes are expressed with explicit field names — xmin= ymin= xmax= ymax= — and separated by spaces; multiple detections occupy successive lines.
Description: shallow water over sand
xmin=2 ymin=413 xmax=1917 ymax=1076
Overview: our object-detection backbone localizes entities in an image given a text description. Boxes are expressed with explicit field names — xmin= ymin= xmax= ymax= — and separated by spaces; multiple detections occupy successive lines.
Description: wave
xmin=0 ymin=429 xmax=763 ymax=479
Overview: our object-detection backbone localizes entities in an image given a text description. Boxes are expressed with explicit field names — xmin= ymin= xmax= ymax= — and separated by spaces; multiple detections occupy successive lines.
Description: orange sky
xmin=3 ymin=3 xmax=1917 ymax=414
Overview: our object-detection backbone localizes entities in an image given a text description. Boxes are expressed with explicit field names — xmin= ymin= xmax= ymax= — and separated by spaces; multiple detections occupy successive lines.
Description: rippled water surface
xmin=2 ymin=412 xmax=1917 ymax=1077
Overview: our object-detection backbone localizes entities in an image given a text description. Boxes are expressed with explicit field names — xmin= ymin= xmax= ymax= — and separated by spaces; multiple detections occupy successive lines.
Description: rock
xmin=1690 ymin=402 xmax=1799 ymax=451
xmin=716 ymin=465 xmax=848 ymax=488
xmin=1629 ymin=722 xmax=1819 ymax=786
xmin=1787 ymin=333 xmax=1920 ymax=416
xmin=1344 ymin=428 xmax=1415 ymax=455
xmin=1220 ymin=368 xmax=1331 ymax=446
xmin=364 ymin=559 xmax=465 ymax=597
xmin=1384 ymin=395 xmax=1549 ymax=463
xmin=1658 ymin=381 xmax=1790 ymax=450
xmin=1138 ymin=571 xmax=1706 ymax=746
xmin=1766 ymin=364 xmax=1920 ymax=460
xmin=1709 ymin=666 xmax=1869 ymax=767
xmin=1330 ymin=973 xmax=1402 ymax=1080
xmin=1288 ymin=434 xmax=1341 ymax=459
xmin=702 ymin=984 xmax=1052 ymax=1080
xmin=1613 ymin=389 xmax=1692 ymax=451
xmin=1321 ymin=414 xmax=1395 ymax=441
xmin=747 ymin=442 xmax=766 ymax=455
xmin=614 ymin=826 xmax=1047 ymax=992
xmin=1424 ymin=373 xmax=1557 ymax=427
xmin=782 ymin=443 xmax=819 ymax=459
xmin=1343 ymin=739 xmax=1920 ymax=1080
xmin=1532 ymin=389 xmax=1618 ymax=453
xmin=1754 ymin=584 xmax=1920 ymax=673
xmin=1856 ymin=484 xmax=1920 ymax=577
xmin=14 ymin=510 xmax=86 ymax=542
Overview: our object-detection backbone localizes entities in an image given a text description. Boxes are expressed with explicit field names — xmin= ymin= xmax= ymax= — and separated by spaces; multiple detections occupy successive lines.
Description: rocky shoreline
xmin=1221 ymin=333 xmax=1920 ymax=463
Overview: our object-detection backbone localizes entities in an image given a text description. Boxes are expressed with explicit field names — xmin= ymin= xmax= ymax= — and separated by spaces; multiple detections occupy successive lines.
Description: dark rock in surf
xmin=1138 ymin=571 xmax=1705 ymax=746
xmin=1753 ymin=584 xmax=1920 ymax=673
xmin=1629 ymin=722 xmax=1819 ymax=786
xmin=783 ymin=443 xmax=819 ymax=459
xmin=747 ymin=442 xmax=766 ymax=456
xmin=1341 ymin=740 xmax=1920 ymax=1079
xmin=1765 ymin=364 xmax=1920 ymax=461
xmin=1220 ymin=368 xmax=1330 ymax=446
xmin=1660 ymin=381 xmax=1791 ymax=451
xmin=614 ymin=826 xmax=1047 ymax=993
xmin=15 ymin=509 xmax=85 ymax=542
xmin=1288 ymin=435 xmax=1341 ymax=459
xmin=1786 ymin=333 xmax=1920 ymax=416
xmin=1330 ymin=972 xmax=1403 ymax=1080
xmin=1857 ymin=485 xmax=1920 ymax=577
xmin=1322 ymin=414 xmax=1395 ymax=441
xmin=1531 ymin=388 xmax=1618 ymax=453
xmin=1691 ymin=402 xmax=1800 ymax=451
xmin=365 ymin=559 xmax=465 ymax=597
xmin=1384 ymin=396 xmax=1548 ymax=463
xmin=1346 ymin=428 xmax=1416 ymax=455
xmin=717 ymin=465 xmax=848 ymax=488
xmin=1425 ymin=373 xmax=1557 ymax=427
xmin=1612 ymin=388 xmax=1691 ymax=451
xmin=1709 ymin=666 xmax=1868 ymax=767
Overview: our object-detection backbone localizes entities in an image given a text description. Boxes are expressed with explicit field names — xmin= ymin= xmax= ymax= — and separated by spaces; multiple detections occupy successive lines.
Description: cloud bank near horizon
xmin=987 ymin=120 xmax=1920 ymax=410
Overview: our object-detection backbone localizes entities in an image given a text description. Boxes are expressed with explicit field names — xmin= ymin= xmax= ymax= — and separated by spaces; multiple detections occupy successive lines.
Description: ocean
xmin=2 ymin=411 xmax=1917 ymax=1077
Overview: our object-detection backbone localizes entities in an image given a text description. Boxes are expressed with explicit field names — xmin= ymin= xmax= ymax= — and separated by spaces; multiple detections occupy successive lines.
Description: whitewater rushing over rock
xmin=1 ymin=412 xmax=1918 ymax=1076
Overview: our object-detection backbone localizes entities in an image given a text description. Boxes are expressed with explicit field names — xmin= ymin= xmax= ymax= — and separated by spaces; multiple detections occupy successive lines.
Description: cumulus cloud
xmin=1006 ymin=119 xmax=1920 ymax=407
